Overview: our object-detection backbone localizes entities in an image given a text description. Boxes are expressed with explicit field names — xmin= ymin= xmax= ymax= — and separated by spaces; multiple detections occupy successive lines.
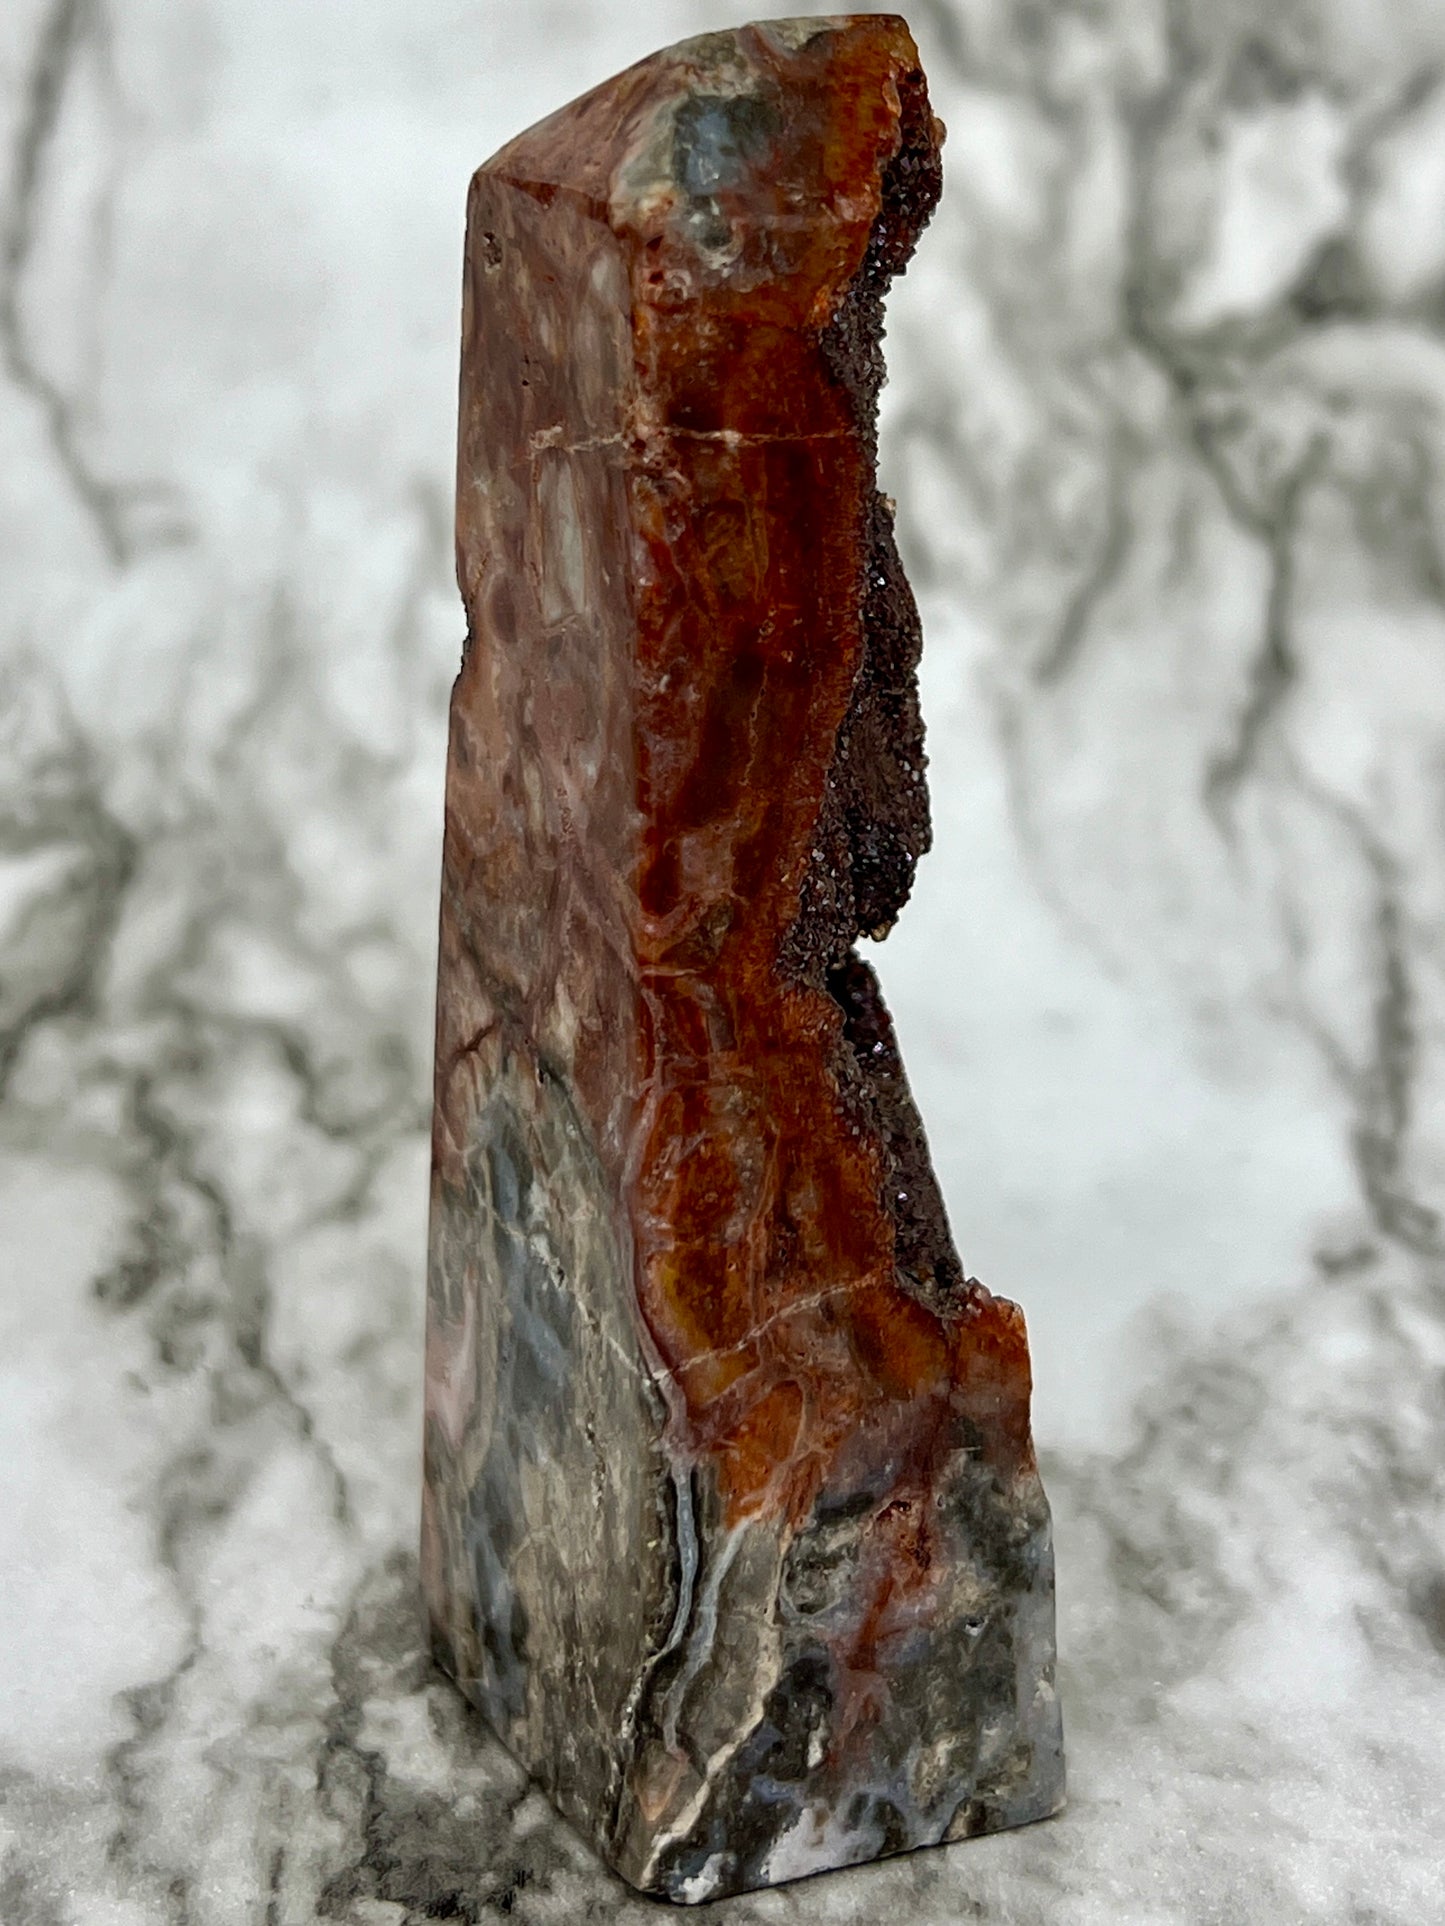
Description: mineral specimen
xmin=423 ymin=15 xmax=1064 ymax=1901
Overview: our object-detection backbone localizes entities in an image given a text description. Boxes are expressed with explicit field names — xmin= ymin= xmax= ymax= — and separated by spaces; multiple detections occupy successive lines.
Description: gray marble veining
xmin=1 ymin=2 xmax=1443 ymax=1922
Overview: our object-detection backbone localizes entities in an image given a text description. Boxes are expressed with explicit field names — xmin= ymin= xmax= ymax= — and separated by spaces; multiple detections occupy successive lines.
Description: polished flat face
xmin=423 ymin=17 xmax=1063 ymax=1901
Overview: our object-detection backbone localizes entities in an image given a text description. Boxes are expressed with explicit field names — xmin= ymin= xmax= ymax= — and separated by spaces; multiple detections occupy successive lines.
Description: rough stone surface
xmin=423 ymin=16 xmax=1063 ymax=1902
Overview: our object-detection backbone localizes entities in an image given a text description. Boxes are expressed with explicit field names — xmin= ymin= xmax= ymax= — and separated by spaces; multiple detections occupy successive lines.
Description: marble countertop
xmin=2 ymin=1 xmax=1442 ymax=1920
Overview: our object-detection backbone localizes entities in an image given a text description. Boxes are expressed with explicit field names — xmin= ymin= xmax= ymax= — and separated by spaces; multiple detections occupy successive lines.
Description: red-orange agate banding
xmin=423 ymin=16 xmax=1064 ymax=1902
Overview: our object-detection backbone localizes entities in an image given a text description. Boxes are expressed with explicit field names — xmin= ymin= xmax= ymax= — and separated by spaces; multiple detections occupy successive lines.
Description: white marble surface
xmin=2 ymin=1 xmax=1443 ymax=1920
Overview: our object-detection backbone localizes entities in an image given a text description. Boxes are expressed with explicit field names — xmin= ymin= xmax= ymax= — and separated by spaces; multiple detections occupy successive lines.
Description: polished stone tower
xmin=422 ymin=16 xmax=1063 ymax=1901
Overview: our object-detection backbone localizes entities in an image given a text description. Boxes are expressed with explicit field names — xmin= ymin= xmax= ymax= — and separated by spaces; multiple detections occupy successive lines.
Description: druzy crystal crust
xmin=423 ymin=16 xmax=1064 ymax=1901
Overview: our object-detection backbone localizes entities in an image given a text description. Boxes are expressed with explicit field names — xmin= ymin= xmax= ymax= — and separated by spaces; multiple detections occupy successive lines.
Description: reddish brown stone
xmin=424 ymin=16 xmax=1062 ymax=1902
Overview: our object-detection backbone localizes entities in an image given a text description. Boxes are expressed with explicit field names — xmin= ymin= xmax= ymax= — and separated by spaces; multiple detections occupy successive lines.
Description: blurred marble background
xmin=2 ymin=1 xmax=1443 ymax=1920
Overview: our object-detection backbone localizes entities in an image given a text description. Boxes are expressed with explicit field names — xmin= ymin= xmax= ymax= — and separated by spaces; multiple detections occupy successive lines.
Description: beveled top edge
xmin=475 ymin=15 xmax=922 ymax=213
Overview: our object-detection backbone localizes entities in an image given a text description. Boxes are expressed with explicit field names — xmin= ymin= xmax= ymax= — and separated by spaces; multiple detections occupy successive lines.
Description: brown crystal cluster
xmin=425 ymin=16 xmax=1062 ymax=1902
